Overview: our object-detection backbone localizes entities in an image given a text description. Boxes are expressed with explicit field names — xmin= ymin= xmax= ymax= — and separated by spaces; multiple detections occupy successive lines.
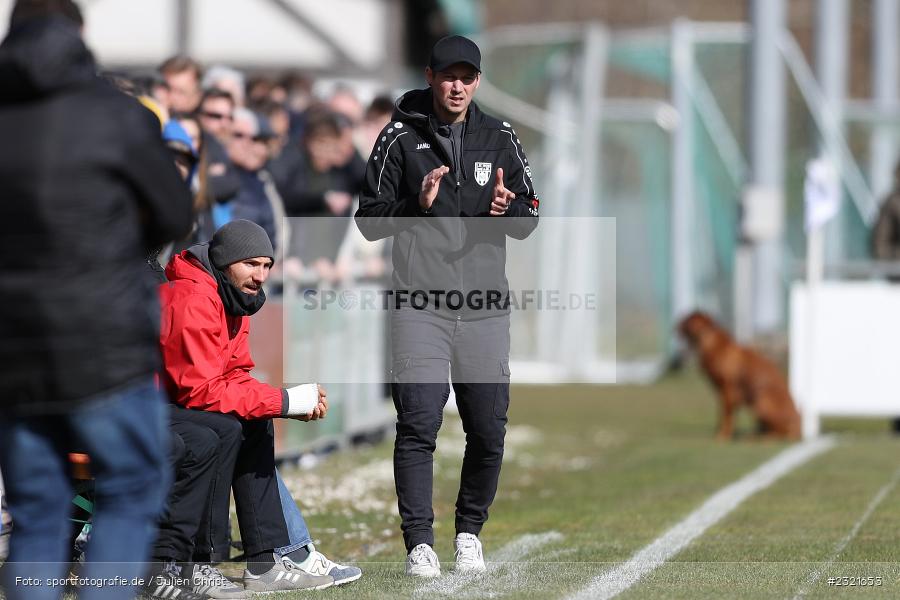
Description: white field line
xmin=413 ymin=531 xmax=564 ymax=598
xmin=791 ymin=466 xmax=900 ymax=599
xmin=567 ymin=436 xmax=837 ymax=600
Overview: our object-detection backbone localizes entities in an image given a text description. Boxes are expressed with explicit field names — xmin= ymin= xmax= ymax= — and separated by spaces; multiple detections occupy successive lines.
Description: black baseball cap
xmin=429 ymin=35 xmax=481 ymax=73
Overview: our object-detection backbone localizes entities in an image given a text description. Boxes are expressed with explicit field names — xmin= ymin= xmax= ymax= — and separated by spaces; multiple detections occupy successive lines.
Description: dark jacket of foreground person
xmin=0 ymin=16 xmax=192 ymax=415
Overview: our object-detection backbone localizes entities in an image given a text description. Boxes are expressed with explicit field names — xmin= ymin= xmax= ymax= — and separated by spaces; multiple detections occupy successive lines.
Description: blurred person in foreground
xmin=354 ymin=35 xmax=540 ymax=577
xmin=158 ymin=219 xmax=361 ymax=592
xmin=0 ymin=1 xmax=193 ymax=598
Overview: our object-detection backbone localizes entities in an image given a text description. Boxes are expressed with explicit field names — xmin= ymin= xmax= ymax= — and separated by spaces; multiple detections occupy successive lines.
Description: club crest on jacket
xmin=474 ymin=162 xmax=491 ymax=186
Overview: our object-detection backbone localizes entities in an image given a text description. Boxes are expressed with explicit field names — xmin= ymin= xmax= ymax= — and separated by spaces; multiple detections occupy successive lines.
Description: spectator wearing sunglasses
xmin=225 ymin=109 xmax=288 ymax=253
xmin=196 ymin=89 xmax=241 ymax=224
xmin=199 ymin=89 xmax=235 ymax=145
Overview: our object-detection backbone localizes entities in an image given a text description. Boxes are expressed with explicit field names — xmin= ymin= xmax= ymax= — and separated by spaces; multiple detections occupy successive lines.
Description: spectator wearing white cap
xmin=203 ymin=65 xmax=246 ymax=107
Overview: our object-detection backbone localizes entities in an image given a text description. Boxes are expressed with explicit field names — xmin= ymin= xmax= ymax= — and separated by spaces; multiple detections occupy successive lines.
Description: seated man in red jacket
xmin=158 ymin=219 xmax=340 ymax=594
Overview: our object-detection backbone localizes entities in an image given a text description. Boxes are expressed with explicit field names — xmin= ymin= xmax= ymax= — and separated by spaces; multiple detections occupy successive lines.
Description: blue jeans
xmin=275 ymin=468 xmax=312 ymax=555
xmin=0 ymin=378 xmax=169 ymax=600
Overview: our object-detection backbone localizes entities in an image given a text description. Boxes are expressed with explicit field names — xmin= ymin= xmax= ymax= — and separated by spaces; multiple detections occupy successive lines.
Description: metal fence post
xmin=670 ymin=19 xmax=695 ymax=332
xmin=870 ymin=0 xmax=899 ymax=201
xmin=745 ymin=0 xmax=787 ymax=337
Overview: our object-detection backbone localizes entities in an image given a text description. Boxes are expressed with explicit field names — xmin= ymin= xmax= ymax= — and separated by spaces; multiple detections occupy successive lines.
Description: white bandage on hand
xmin=285 ymin=383 xmax=319 ymax=416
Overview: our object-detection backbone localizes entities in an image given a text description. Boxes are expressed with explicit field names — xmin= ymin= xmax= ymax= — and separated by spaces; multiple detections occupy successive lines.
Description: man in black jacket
xmin=0 ymin=2 xmax=193 ymax=598
xmin=354 ymin=35 xmax=539 ymax=577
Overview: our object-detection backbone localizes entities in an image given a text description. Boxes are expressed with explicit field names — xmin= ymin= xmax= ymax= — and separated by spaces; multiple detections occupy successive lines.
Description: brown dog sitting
xmin=678 ymin=311 xmax=801 ymax=440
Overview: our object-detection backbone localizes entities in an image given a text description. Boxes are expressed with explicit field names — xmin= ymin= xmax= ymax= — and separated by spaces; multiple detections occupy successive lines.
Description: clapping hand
xmin=419 ymin=166 xmax=449 ymax=211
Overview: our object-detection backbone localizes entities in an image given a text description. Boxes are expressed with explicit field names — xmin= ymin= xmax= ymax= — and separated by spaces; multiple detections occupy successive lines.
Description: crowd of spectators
xmin=127 ymin=56 xmax=394 ymax=290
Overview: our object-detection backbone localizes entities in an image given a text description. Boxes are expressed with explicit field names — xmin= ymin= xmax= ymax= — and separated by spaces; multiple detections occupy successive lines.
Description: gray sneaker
xmin=192 ymin=564 xmax=250 ymax=599
xmin=280 ymin=544 xmax=362 ymax=586
xmin=242 ymin=555 xmax=334 ymax=592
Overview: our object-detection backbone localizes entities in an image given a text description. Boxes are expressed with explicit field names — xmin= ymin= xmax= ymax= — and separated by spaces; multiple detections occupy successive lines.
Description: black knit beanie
xmin=209 ymin=220 xmax=274 ymax=269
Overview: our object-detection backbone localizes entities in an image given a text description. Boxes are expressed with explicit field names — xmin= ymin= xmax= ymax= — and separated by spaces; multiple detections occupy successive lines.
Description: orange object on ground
xmin=69 ymin=453 xmax=92 ymax=480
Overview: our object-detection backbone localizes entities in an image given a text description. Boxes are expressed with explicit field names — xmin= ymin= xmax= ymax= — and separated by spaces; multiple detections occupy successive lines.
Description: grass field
xmin=225 ymin=370 xmax=900 ymax=599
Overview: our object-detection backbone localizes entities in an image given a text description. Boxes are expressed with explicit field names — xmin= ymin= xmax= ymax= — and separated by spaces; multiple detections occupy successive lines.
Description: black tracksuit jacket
xmin=354 ymin=88 xmax=539 ymax=320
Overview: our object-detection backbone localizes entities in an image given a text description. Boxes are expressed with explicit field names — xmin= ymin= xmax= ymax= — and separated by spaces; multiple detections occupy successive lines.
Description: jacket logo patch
xmin=474 ymin=162 xmax=492 ymax=186
xmin=416 ymin=142 xmax=431 ymax=150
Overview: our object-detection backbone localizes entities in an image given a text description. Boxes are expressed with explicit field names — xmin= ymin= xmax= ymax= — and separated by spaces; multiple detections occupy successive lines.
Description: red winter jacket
xmin=158 ymin=249 xmax=284 ymax=419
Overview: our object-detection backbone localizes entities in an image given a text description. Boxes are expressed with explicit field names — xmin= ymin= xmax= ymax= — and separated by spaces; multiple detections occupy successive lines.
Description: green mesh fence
xmin=477 ymin=22 xmax=897 ymax=376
